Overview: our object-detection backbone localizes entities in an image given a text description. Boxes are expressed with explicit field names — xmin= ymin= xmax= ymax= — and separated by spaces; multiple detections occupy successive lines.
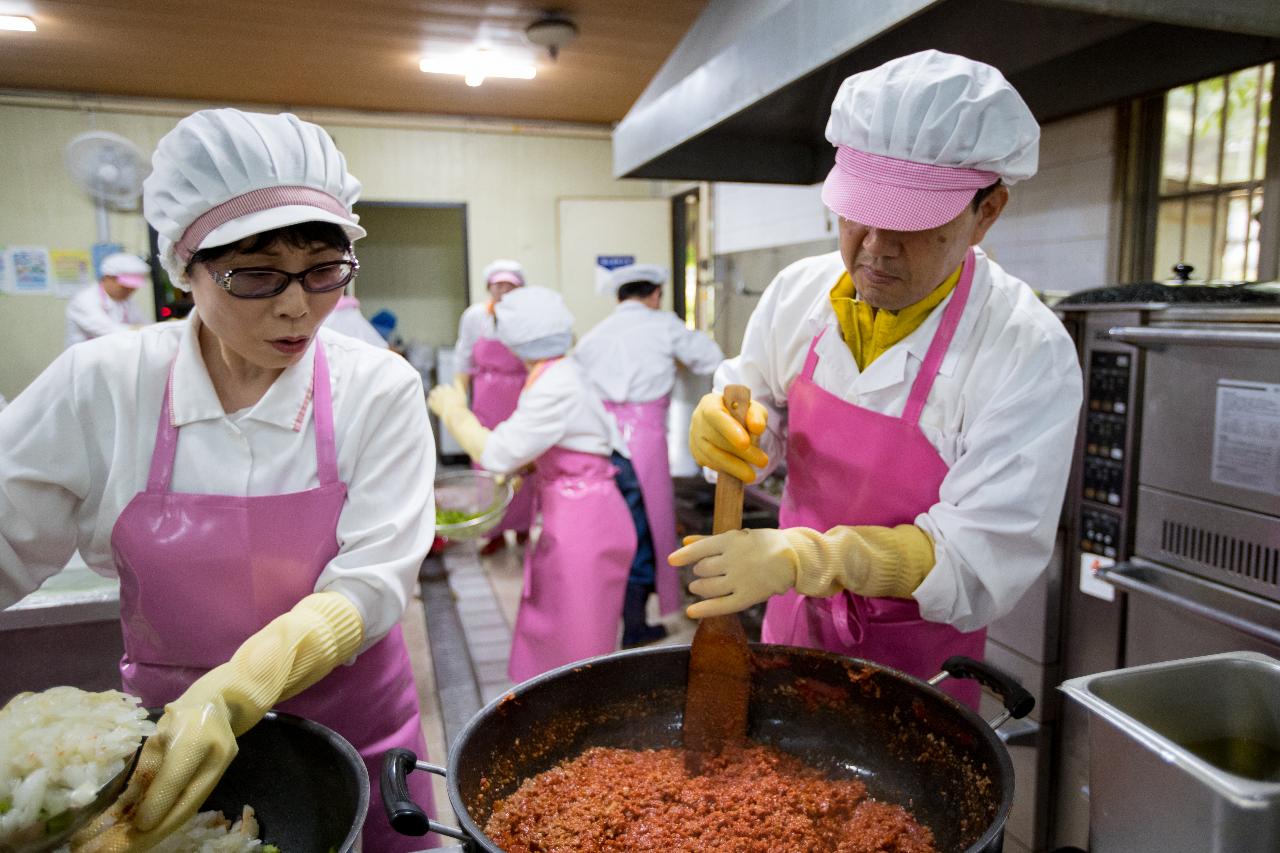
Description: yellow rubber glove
xmin=428 ymin=384 xmax=491 ymax=461
xmin=688 ymin=391 xmax=770 ymax=483
xmin=73 ymin=592 xmax=363 ymax=852
xmin=453 ymin=373 xmax=470 ymax=395
xmin=670 ymin=524 xmax=935 ymax=619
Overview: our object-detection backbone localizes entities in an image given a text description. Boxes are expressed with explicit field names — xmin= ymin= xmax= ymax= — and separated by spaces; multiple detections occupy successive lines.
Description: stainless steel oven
xmin=1051 ymin=302 xmax=1280 ymax=850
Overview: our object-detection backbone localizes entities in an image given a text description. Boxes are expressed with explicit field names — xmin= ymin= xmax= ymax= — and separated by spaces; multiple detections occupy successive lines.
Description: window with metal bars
xmin=1150 ymin=63 xmax=1275 ymax=283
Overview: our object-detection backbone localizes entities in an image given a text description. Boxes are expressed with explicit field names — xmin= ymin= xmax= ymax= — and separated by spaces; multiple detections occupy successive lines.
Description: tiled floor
xmin=399 ymin=529 xmax=697 ymax=845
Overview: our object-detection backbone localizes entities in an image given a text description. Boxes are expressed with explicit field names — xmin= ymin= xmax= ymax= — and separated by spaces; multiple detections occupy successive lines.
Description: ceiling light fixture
xmin=419 ymin=49 xmax=537 ymax=87
xmin=0 ymin=15 xmax=36 ymax=31
xmin=524 ymin=12 xmax=577 ymax=61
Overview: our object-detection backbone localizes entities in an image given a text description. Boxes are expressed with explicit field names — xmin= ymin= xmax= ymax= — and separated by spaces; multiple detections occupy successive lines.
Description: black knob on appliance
xmin=1172 ymin=263 xmax=1194 ymax=282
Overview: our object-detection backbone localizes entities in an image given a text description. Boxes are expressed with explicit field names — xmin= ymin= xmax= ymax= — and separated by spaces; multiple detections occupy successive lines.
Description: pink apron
xmin=761 ymin=249 xmax=986 ymax=709
xmin=111 ymin=344 xmax=436 ymax=852
xmin=603 ymin=397 xmax=680 ymax=615
xmin=469 ymin=336 xmax=534 ymax=534
xmin=506 ymin=363 xmax=636 ymax=682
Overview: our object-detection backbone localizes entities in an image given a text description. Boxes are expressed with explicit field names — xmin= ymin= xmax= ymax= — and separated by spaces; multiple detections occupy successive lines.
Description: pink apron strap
xmin=311 ymin=344 xmax=339 ymax=486
xmin=146 ymin=369 xmax=180 ymax=492
xmin=901 ymin=249 xmax=976 ymax=426
xmin=145 ymin=343 xmax=338 ymax=491
xmin=800 ymin=325 xmax=829 ymax=381
xmin=830 ymin=592 xmax=865 ymax=647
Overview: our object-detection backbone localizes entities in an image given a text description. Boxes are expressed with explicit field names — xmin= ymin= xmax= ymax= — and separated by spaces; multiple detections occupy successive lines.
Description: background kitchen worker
xmin=672 ymin=50 xmax=1083 ymax=709
xmin=429 ymin=286 xmax=637 ymax=682
xmin=64 ymin=251 xmax=150 ymax=348
xmin=323 ymin=287 xmax=389 ymax=348
xmin=452 ymin=259 xmax=533 ymax=554
xmin=576 ymin=263 xmax=723 ymax=647
xmin=0 ymin=109 xmax=438 ymax=851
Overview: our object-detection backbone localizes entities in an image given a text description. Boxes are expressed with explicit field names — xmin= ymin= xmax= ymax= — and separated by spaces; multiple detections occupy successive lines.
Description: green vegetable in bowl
xmin=437 ymin=507 xmax=484 ymax=526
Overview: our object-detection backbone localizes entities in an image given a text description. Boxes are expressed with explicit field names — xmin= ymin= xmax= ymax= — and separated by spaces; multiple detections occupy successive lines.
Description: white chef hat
xmin=143 ymin=108 xmax=366 ymax=288
xmin=822 ymin=49 xmax=1039 ymax=231
xmin=98 ymin=252 xmax=151 ymax=288
xmin=596 ymin=263 xmax=668 ymax=297
xmin=494 ymin=285 xmax=575 ymax=360
xmin=482 ymin=259 xmax=526 ymax=288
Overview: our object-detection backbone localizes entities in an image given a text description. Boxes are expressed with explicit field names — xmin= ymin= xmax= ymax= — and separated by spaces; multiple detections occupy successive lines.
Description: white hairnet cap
xmin=494 ymin=286 xmax=575 ymax=359
xmin=99 ymin=252 xmax=151 ymax=288
xmin=822 ymin=50 xmax=1039 ymax=231
xmin=482 ymin=259 xmax=526 ymax=288
xmin=143 ymin=108 xmax=365 ymax=288
xmin=597 ymin=263 xmax=668 ymax=297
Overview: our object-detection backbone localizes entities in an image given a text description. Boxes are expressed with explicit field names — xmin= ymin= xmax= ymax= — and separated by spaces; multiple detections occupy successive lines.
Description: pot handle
xmin=928 ymin=656 xmax=1034 ymax=730
xmin=381 ymin=748 xmax=469 ymax=842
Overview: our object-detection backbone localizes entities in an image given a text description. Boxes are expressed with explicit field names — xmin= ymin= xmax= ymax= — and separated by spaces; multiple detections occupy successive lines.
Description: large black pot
xmin=180 ymin=710 xmax=368 ymax=852
xmin=384 ymin=645 xmax=1031 ymax=853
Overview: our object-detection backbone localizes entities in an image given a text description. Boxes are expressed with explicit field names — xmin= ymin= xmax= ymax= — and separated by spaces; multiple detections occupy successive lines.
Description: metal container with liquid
xmin=1061 ymin=651 xmax=1280 ymax=853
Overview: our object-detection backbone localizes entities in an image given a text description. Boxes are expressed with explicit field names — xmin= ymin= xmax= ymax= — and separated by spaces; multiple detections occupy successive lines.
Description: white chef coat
xmin=479 ymin=357 xmax=626 ymax=474
xmin=0 ymin=311 xmax=435 ymax=646
xmin=323 ymin=300 xmax=389 ymax=348
xmin=575 ymin=302 xmax=724 ymax=403
xmin=453 ymin=301 xmax=499 ymax=375
xmin=717 ymin=247 xmax=1082 ymax=632
xmin=65 ymin=285 xmax=146 ymax=348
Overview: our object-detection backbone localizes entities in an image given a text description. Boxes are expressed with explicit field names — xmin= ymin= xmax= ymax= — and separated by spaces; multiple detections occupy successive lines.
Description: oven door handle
xmin=1108 ymin=326 xmax=1280 ymax=349
xmin=1099 ymin=558 xmax=1280 ymax=646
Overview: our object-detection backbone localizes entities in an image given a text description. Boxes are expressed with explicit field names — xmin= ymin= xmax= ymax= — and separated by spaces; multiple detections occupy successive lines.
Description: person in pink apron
xmin=452 ymin=260 xmax=535 ymax=554
xmin=64 ymin=251 xmax=149 ymax=348
xmin=323 ymin=290 xmax=390 ymax=348
xmin=0 ymin=109 xmax=438 ymax=851
xmin=430 ymin=286 xmax=637 ymax=682
xmin=576 ymin=263 xmax=724 ymax=646
xmin=672 ymin=51 xmax=1082 ymax=710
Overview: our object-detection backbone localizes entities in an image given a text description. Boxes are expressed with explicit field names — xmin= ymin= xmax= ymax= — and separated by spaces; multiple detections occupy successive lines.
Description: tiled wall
xmin=981 ymin=107 xmax=1123 ymax=295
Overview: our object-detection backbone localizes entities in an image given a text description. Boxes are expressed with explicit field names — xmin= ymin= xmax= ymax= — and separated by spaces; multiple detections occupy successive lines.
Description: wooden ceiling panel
xmin=0 ymin=0 xmax=707 ymax=124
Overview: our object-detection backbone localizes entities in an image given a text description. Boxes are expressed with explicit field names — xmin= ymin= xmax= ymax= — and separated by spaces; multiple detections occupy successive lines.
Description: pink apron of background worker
xmin=576 ymin=263 xmax=723 ymax=647
xmin=430 ymin=286 xmax=637 ymax=683
xmin=672 ymin=50 xmax=1083 ymax=709
xmin=452 ymin=259 xmax=535 ymax=553
xmin=0 ymin=108 xmax=438 ymax=851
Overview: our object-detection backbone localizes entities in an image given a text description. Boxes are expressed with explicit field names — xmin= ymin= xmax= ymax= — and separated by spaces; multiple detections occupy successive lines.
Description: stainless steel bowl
xmin=434 ymin=470 xmax=515 ymax=542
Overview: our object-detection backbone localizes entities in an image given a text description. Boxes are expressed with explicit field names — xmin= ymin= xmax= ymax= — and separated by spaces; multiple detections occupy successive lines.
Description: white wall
xmin=712 ymin=181 xmax=835 ymax=254
xmin=0 ymin=97 xmax=660 ymax=400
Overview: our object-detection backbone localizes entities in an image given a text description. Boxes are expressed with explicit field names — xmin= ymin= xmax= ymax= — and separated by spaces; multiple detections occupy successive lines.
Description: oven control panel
xmin=1079 ymin=507 xmax=1121 ymax=559
xmin=1083 ymin=351 xmax=1132 ymax=508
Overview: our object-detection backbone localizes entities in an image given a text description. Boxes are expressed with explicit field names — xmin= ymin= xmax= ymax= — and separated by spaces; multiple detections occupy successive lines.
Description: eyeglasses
xmin=209 ymin=255 xmax=360 ymax=299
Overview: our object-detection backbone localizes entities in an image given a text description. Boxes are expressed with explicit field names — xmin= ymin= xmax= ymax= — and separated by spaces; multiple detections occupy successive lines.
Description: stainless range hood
xmin=614 ymin=0 xmax=1280 ymax=183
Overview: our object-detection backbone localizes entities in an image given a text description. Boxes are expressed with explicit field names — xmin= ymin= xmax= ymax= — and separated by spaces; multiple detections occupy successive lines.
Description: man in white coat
xmin=65 ymin=252 xmax=150 ymax=348
xmin=671 ymin=50 xmax=1083 ymax=709
xmin=576 ymin=263 xmax=723 ymax=646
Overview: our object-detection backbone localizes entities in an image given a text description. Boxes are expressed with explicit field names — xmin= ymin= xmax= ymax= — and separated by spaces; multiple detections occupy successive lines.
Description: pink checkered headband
xmin=821 ymin=146 xmax=1001 ymax=232
xmin=173 ymin=185 xmax=366 ymax=263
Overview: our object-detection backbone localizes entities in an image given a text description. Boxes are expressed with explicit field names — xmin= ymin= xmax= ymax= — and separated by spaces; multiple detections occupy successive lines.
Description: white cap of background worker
xmin=65 ymin=252 xmax=151 ymax=348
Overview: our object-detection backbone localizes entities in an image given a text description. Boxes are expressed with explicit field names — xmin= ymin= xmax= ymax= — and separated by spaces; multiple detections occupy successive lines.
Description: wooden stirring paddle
xmin=682 ymin=384 xmax=753 ymax=756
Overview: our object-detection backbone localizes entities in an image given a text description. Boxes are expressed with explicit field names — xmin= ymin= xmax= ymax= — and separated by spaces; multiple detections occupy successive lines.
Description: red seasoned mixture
xmin=483 ymin=743 xmax=937 ymax=853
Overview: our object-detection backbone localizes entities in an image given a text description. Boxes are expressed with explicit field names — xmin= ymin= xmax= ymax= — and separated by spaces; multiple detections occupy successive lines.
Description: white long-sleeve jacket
xmin=0 ymin=313 xmax=435 ymax=646
xmin=479 ymin=357 xmax=626 ymax=474
xmin=575 ymin=302 xmax=724 ymax=403
xmin=716 ymin=248 xmax=1082 ymax=631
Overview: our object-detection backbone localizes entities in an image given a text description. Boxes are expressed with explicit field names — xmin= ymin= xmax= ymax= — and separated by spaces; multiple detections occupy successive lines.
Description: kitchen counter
xmin=1 ymin=557 xmax=124 ymax=703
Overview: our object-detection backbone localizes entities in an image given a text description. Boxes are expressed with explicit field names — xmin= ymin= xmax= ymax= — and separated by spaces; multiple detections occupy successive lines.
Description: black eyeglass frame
xmin=208 ymin=253 xmax=360 ymax=299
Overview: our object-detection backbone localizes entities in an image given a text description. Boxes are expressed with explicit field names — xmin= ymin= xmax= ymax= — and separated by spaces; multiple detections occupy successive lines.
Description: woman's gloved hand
xmin=72 ymin=592 xmax=363 ymax=852
xmin=669 ymin=524 xmax=936 ymax=619
xmin=427 ymin=384 xmax=490 ymax=461
xmin=689 ymin=391 xmax=769 ymax=483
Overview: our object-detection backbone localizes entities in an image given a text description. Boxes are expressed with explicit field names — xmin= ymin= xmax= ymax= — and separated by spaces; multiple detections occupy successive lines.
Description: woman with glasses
xmin=0 ymin=109 xmax=438 ymax=851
